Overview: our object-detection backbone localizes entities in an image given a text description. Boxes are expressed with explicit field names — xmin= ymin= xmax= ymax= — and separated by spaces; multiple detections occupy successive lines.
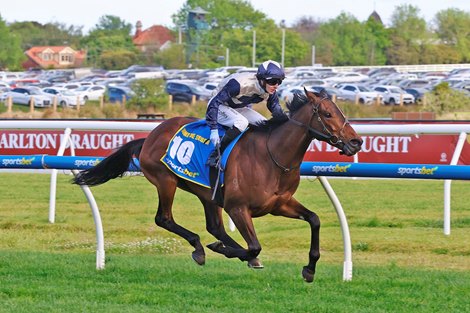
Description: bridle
xmin=267 ymin=96 xmax=349 ymax=173
xmin=289 ymin=96 xmax=348 ymax=145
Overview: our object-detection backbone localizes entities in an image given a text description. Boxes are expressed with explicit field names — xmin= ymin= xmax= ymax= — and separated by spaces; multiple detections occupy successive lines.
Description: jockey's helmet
xmin=256 ymin=60 xmax=285 ymax=81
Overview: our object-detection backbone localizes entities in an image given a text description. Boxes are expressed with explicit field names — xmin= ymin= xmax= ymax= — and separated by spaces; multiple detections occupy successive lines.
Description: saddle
xmin=160 ymin=120 xmax=244 ymax=206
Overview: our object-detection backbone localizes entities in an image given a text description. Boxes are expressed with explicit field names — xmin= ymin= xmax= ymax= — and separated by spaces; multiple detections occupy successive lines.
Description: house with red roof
xmin=22 ymin=46 xmax=87 ymax=69
xmin=132 ymin=21 xmax=174 ymax=53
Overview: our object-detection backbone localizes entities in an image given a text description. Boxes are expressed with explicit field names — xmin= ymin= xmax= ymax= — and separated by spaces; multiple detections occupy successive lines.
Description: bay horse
xmin=73 ymin=88 xmax=362 ymax=282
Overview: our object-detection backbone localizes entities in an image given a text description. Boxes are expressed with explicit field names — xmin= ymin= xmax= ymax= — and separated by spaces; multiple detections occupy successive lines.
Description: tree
xmin=81 ymin=15 xmax=138 ymax=68
xmin=434 ymin=8 xmax=470 ymax=62
xmin=9 ymin=21 xmax=83 ymax=50
xmin=386 ymin=4 xmax=429 ymax=64
xmin=154 ymin=44 xmax=187 ymax=69
xmin=92 ymin=15 xmax=132 ymax=35
xmin=314 ymin=13 xmax=372 ymax=66
xmin=291 ymin=16 xmax=323 ymax=65
xmin=172 ymin=0 xmax=308 ymax=67
xmin=0 ymin=15 xmax=25 ymax=70
xmin=364 ymin=17 xmax=390 ymax=65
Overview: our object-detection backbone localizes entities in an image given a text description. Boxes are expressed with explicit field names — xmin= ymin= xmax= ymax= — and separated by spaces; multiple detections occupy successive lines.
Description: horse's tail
xmin=73 ymin=138 xmax=146 ymax=186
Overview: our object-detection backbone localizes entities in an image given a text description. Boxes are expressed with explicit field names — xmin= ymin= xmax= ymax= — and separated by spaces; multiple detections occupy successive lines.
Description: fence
xmin=1 ymin=119 xmax=469 ymax=280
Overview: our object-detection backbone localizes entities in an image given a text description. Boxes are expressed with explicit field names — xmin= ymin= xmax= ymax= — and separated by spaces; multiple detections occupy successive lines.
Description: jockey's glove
xmin=210 ymin=129 xmax=220 ymax=146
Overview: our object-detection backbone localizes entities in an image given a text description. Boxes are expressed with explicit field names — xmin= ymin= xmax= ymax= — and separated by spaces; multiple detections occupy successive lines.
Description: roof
xmin=368 ymin=10 xmax=383 ymax=25
xmin=132 ymin=25 xmax=174 ymax=47
xmin=23 ymin=46 xmax=86 ymax=69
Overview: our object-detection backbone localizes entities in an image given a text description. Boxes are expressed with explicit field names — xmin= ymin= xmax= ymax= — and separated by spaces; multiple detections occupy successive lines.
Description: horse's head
xmin=287 ymin=88 xmax=362 ymax=156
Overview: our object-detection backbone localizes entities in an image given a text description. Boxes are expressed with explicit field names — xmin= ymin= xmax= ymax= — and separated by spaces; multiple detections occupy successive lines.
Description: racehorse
xmin=73 ymin=88 xmax=362 ymax=282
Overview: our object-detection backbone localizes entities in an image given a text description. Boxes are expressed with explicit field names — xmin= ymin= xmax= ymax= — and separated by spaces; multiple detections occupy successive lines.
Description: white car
xmin=325 ymin=72 xmax=370 ymax=84
xmin=336 ymin=84 xmax=383 ymax=104
xmin=373 ymin=85 xmax=415 ymax=105
xmin=0 ymin=87 xmax=52 ymax=107
xmin=72 ymin=85 xmax=106 ymax=101
xmin=42 ymin=87 xmax=86 ymax=107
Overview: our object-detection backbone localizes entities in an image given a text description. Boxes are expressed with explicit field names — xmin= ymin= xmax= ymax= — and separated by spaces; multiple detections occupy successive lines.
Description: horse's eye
xmin=324 ymin=112 xmax=332 ymax=118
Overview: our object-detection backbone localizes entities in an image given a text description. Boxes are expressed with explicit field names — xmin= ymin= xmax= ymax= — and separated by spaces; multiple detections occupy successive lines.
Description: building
xmin=368 ymin=10 xmax=384 ymax=25
xmin=132 ymin=21 xmax=174 ymax=53
xmin=22 ymin=46 xmax=87 ymax=69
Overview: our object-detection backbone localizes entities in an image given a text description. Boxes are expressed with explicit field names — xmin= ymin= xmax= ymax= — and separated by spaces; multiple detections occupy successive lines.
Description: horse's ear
xmin=304 ymin=87 xmax=318 ymax=102
xmin=319 ymin=88 xmax=329 ymax=99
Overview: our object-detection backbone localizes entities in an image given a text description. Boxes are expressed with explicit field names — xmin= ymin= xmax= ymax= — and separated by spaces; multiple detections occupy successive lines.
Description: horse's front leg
xmin=272 ymin=197 xmax=320 ymax=283
xmin=206 ymin=205 xmax=262 ymax=264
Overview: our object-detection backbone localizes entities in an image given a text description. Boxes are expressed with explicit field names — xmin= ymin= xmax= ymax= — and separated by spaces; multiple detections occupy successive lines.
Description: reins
xmin=266 ymin=127 xmax=300 ymax=173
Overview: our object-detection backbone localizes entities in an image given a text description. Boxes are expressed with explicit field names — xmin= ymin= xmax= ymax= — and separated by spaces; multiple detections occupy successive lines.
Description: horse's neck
xmin=269 ymin=121 xmax=312 ymax=167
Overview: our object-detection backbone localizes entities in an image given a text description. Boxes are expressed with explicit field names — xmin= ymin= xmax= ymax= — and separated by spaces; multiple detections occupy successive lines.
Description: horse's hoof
xmin=247 ymin=258 xmax=264 ymax=269
xmin=302 ymin=266 xmax=315 ymax=283
xmin=192 ymin=251 xmax=205 ymax=266
xmin=207 ymin=241 xmax=225 ymax=253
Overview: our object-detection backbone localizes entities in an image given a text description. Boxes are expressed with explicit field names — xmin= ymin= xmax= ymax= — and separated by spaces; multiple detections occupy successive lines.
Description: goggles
xmin=265 ymin=78 xmax=283 ymax=86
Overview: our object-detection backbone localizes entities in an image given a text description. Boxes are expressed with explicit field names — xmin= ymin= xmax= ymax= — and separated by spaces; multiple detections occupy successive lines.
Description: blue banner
xmin=300 ymin=162 xmax=470 ymax=180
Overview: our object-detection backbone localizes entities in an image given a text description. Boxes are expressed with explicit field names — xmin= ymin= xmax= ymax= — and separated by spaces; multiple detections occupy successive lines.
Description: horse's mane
xmin=249 ymin=92 xmax=310 ymax=133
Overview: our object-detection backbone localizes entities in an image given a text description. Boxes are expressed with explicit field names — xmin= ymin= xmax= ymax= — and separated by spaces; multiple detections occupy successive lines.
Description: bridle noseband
xmin=267 ymin=96 xmax=349 ymax=173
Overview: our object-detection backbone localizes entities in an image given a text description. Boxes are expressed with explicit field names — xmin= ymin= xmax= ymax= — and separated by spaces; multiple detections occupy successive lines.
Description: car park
xmin=42 ymin=87 xmax=85 ymax=106
xmin=324 ymin=72 xmax=370 ymax=84
xmin=404 ymin=87 xmax=429 ymax=103
xmin=107 ymin=86 xmax=134 ymax=103
xmin=398 ymin=79 xmax=432 ymax=89
xmin=72 ymin=85 xmax=107 ymax=101
xmin=165 ymin=80 xmax=211 ymax=103
xmin=336 ymin=84 xmax=383 ymax=104
xmin=280 ymin=85 xmax=342 ymax=103
xmin=373 ymin=85 xmax=415 ymax=105
xmin=0 ymin=87 xmax=52 ymax=107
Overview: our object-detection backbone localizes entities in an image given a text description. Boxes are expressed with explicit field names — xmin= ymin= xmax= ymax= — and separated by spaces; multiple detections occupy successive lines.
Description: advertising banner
xmin=1 ymin=123 xmax=469 ymax=165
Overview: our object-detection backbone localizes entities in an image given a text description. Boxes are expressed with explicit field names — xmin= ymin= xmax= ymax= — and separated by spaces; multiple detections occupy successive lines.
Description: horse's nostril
xmin=351 ymin=138 xmax=363 ymax=148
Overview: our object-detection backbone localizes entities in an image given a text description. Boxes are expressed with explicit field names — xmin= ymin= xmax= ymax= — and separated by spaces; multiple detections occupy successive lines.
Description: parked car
xmin=398 ymin=79 xmax=431 ymax=89
xmin=107 ymin=86 xmax=134 ymax=103
xmin=72 ymin=85 xmax=106 ymax=101
xmin=165 ymin=81 xmax=211 ymax=103
xmin=0 ymin=81 xmax=11 ymax=90
xmin=0 ymin=87 xmax=52 ymax=107
xmin=373 ymin=85 xmax=415 ymax=105
xmin=404 ymin=87 xmax=430 ymax=103
xmin=201 ymin=82 xmax=219 ymax=95
xmin=42 ymin=87 xmax=85 ymax=106
xmin=324 ymin=72 xmax=370 ymax=84
xmin=281 ymin=85 xmax=342 ymax=103
xmin=336 ymin=84 xmax=383 ymax=104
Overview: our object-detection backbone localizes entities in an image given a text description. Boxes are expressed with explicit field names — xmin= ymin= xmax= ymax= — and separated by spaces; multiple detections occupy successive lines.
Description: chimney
xmin=134 ymin=20 xmax=143 ymax=38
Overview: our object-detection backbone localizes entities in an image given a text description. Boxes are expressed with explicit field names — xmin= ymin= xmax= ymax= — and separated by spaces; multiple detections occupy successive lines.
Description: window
xmin=60 ymin=54 xmax=74 ymax=63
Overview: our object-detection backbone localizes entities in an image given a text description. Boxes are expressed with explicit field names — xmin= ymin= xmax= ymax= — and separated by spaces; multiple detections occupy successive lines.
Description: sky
xmin=1 ymin=0 xmax=469 ymax=34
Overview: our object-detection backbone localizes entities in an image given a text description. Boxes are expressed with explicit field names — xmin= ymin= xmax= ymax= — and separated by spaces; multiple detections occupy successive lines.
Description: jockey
xmin=206 ymin=60 xmax=289 ymax=167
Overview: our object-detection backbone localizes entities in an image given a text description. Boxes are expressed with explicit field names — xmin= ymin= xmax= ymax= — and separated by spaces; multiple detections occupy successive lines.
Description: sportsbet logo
xmin=2 ymin=157 xmax=36 ymax=166
xmin=311 ymin=164 xmax=351 ymax=173
xmin=397 ymin=166 xmax=438 ymax=176
xmin=74 ymin=159 xmax=101 ymax=168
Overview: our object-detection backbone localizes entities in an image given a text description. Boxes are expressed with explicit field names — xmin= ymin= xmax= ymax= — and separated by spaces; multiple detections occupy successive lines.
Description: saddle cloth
xmin=161 ymin=120 xmax=242 ymax=188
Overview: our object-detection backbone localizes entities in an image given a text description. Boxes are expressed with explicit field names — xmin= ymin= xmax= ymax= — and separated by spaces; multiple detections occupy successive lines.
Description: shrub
xmin=425 ymin=82 xmax=470 ymax=116
xmin=127 ymin=78 xmax=169 ymax=111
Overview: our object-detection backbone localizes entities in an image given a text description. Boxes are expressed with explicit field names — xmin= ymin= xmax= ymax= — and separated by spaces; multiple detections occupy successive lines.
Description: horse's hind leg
xmin=150 ymin=173 xmax=206 ymax=265
xmin=201 ymin=200 xmax=263 ymax=268
xmin=206 ymin=205 xmax=262 ymax=264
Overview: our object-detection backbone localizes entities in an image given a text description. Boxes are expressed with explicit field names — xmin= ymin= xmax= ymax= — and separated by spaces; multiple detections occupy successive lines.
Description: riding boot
xmin=207 ymin=127 xmax=242 ymax=167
